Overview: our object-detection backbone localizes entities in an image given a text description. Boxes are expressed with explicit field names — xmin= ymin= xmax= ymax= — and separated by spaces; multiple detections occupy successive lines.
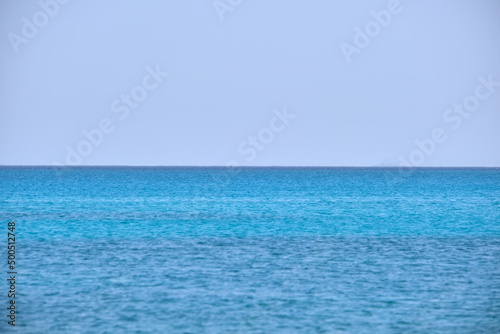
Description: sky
xmin=1 ymin=0 xmax=499 ymax=167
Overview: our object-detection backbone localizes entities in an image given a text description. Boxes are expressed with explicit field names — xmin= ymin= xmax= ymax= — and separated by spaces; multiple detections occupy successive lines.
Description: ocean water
xmin=0 ymin=167 xmax=499 ymax=333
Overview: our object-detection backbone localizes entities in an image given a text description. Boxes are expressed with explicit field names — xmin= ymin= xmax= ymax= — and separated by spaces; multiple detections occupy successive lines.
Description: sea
xmin=0 ymin=167 xmax=499 ymax=333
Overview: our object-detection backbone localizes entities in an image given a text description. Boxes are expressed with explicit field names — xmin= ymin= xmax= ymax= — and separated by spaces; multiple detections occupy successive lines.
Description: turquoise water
xmin=1 ymin=167 xmax=499 ymax=333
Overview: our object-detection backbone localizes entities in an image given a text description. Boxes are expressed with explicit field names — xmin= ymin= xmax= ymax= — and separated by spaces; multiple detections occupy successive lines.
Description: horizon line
xmin=1 ymin=165 xmax=499 ymax=169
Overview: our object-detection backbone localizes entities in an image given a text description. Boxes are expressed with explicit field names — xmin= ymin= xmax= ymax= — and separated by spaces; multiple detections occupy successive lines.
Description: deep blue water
xmin=1 ymin=167 xmax=499 ymax=333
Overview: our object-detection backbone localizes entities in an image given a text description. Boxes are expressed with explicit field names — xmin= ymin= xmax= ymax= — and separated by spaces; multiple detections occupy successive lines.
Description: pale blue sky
xmin=1 ymin=0 xmax=499 ymax=166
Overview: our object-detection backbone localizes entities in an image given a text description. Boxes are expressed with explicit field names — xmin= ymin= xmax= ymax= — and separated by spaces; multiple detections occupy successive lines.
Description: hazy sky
xmin=1 ymin=0 xmax=499 ymax=166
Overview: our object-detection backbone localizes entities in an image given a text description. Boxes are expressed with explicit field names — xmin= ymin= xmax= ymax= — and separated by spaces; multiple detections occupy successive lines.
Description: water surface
xmin=1 ymin=167 xmax=499 ymax=333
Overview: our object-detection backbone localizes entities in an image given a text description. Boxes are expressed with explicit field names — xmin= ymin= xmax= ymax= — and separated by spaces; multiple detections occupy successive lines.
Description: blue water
xmin=1 ymin=167 xmax=499 ymax=333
